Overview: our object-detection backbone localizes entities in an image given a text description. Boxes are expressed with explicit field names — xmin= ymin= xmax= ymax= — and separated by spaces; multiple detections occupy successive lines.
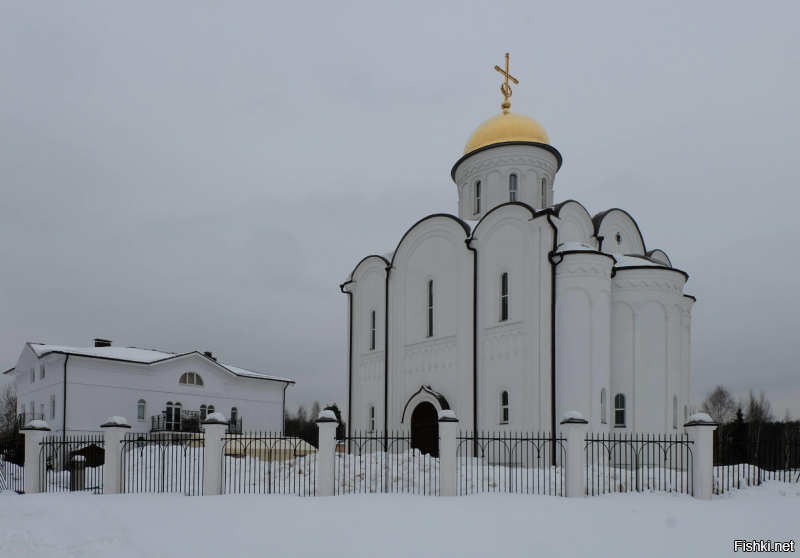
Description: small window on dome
xmin=509 ymin=174 xmax=517 ymax=202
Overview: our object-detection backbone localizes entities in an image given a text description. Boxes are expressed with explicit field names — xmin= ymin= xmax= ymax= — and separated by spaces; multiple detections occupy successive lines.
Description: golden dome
xmin=463 ymin=111 xmax=549 ymax=155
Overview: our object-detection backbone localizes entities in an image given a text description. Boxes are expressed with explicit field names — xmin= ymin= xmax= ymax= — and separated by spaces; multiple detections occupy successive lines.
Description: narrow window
xmin=541 ymin=177 xmax=547 ymax=207
xmin=40 ymin=404 xmax=44 ymax=418
xmin=370 ymin=310 xmax=376 ymax=351
xmin=40 ymin=364 xmax=46 ymax=380
xmin=500 ymin=272 xmax=509 ymax=321
xmin=369 ymin=406 xmax=375 ymax=432
xmin=208 ymin=405 xmax=215 ymax=415
xmin=500 ymin=391 xmax=509 ymax=423
xmin=474 ymin=181 xmax=482 ymax=214
xmin=684 ymin=405 xmax=688 ymax=424
xmin=50 ymin=395 xmax=56 ymax=419
xmin=615 ymin=232 xmax=622 ymax=244
xmin=231 ymin=407 xmax=238 ymax=423
xmin=30 ymin=368 xmax=34 ymax=383
xmin=30 ymin=401 xmax=34 ymax=416
xmin=200 ymin=404 xmax=207 ymax=420
xmin=600 ymin=388 xmax=607 ymax=424
xmin=138 ymin=399 xmax=146 ymax=421
xmin=614 ymin=394 xmax=626 ymax=426
xmin=509 ymin=174 xmax=517 ymax=202
xmin=427 ymin=280 xmax=434 ymax=338
xmin=673 ymin=396 xmax=678 ymax=429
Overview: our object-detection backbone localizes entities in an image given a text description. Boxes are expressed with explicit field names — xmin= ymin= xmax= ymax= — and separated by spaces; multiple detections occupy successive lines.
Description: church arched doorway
xmin=410 ymin=402 xmax=439 ymax=458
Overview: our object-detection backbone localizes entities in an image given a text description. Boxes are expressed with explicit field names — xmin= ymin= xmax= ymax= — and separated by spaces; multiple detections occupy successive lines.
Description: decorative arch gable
xmin=400 ymin=385 xmax=451 ymax=423
xmin=592 ymin=208 xmax=646 ymax=255
xmin=553 ymin=200 xmax=595 ymax=247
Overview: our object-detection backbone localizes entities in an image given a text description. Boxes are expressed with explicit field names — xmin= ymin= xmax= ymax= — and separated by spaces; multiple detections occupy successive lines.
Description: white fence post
xmin=560 ymin=412 xmax=588 ymax=498
xmin=316 ymin=411 xmax=339 ymax=497
xmin=438 ymin=411 xmax=458 ymax=497
xmin=100 ymin=417 xmax=131 ymax=495
xmin=684 ymin=414 xmax=718 ymax=500
xmin=202 ymin=414 xmax=229 ymax=496
xmin=20 ymin=421 xmax=50 ymax=494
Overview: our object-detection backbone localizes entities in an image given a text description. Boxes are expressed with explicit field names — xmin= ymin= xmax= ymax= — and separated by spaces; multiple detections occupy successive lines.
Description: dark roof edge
xmin=451 ymin=141 xmax=563 ymax=181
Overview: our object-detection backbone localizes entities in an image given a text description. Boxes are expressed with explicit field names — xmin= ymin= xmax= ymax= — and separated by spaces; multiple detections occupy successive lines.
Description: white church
xmin=342 ymin=57 xmax=694 ymax=449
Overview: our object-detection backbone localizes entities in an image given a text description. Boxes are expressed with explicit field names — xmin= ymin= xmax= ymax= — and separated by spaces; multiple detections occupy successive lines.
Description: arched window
xmin=231 ymin=407 xmax=238 ymax=423
xmin=137 ymin=399 xmax=146 ymax=421
xmin=474 ymin=180 xmax=482 ymax=214
xmin=370 ymin=310 xmax=376 ymax=351
xmin=541 ymin=177 xmax=547 ymax=207
xmin=369 ymin=405 xmax=375 ymax=432
xmin=427 ymin=279 xmax=434 ymax=338
xmin=179 ymin=372 xmax=204 ymax=386
xmin=500 ymin=391 xmax=509 ymax=423
xmin=673 ymin=396 xmax=678 ymax=429
xmin=500 ymin=272 xmax=509 ymax=321
xmin=208 ymin=405 xmax=215 ymax=415
xmin=50 ymin=395 xmax=56 ymax=419
xmin=600 ymin=388 xmax=607 ymax=424
xmin=200 ymin=404 xmax=207 ymax=420
xmin=614 ymin=394 xmax=626 ymax=426
xmin=509 ymin=174 xmax=517 ymax=202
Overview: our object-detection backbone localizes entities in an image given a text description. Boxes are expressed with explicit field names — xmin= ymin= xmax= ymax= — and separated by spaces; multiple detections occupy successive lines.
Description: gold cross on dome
xmin=494 ymin=52 xmax=518 ymax=113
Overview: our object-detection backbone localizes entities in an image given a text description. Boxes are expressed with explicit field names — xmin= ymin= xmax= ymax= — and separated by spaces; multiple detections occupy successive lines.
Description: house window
xmin=684 ymin=405 xmax=688 ymax=424
xmin=50 ymin=395 xmax=56 ymax=419
xmin=370 ymin=310 xmax=376 ymax=351
xmin=40 ymin=364 xmax=46 ymax=380
xmin=673 ymin=396 xmax=678 ymax=429
xmin=166 ymin=402 xmax=182 ymax=430
xmin=614 ymin=394 xmax=626 ymax=426
xmin=427 ymin=279 xmax=434 ymax=338
xmin=30 ymin=368 xmax=34 ymax=383
xmin=40 ymin=404 xmax=44 ymax=418
xmin=500 ymin=391 xmax=509 ymax=423
xmin=179 ymin=372 xmax=204 ymax=386
xmin=30 ymin=401 xmax=34 ymax=416
xmin=208 ymin=405 xmax=215 ymax=416
xmin=509 ymin=174 xmax=517 ymax=202
xmin=474 ymin=181 xmax=482 ymax=214
xmin=500 ymin=272 xmax=509 ymax=321
xmin=369 ymin=406 xmax=375 ymax=432
xmin=138 ymin=399 xmax=146 ymax=421
xmin=600 ymin=388 xmax=607 ymax=424
xmin=541 ymin=177 xmax=547 ymax=207
xmin=230 ymin=407 xmax=238 ymax=423
xmin=200 ymin=404 xmax=207 ymax=420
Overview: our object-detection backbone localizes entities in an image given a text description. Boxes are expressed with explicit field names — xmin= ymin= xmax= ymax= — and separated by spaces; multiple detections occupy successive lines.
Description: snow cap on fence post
xmin=560 ymin=411 xmax=588 ymax=498
xmin=438 ymin=410 xmax=458 ymax=497
xmin=100 ymin=417 xmax=131 ymax=495
xmin=316 ymin=410 xmax=339 ymax=497
xmin=683 ymin=413 xmax=717 ymax=501
xmin=202 ymin=414 xmax=229 ymax=497
xmin=20 ymin=420 xmax=51 ymax=494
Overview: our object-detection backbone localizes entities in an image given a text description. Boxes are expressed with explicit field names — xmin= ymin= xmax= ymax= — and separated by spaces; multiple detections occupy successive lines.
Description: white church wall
xmin=387 ymin=216 xmax=472 ymax=432
xmin=555 ymin=252 xmax=614 ymax=433
xmin=454 ymin=145 xmax=558 ymax=220
xmin=596 ymin=210 xmax=646 ymax=256
xmin=555 ymin=201 xmax=597 ymax=247
xmin=610 ymin=267 xmax=688 ymax=434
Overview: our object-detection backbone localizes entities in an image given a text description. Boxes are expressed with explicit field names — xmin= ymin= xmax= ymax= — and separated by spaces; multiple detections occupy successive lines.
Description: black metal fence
xmin=120 ymin=433 xmax=204 ymax=495
xmin=0 ymin=433 xmax=24 ymax=492
xmin=39 ymin=434 xmax=105 ymax=494
xmin=714 ymin=439 xmax=800 ymax=494
xmin=457 ymin=432 xmax=565 ymax=496
xmin=335 ymin=432 xmax=438 ymax=495
xmin=585 ymin=432 xmax=693 ymax=496
xmin=222 ymin=432 xmax=317 ymax=496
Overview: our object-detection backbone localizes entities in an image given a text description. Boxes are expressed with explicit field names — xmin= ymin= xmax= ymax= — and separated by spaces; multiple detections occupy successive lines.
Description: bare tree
xmin=310 ymin=401 xmax=322 ymax=422
xmin=745 ymin=390 xmax=773 ymax=460
xmin=700 ymin=385 xmax=738 ymax=441
xmin=0 ymin=383 xmax=17 ymax=434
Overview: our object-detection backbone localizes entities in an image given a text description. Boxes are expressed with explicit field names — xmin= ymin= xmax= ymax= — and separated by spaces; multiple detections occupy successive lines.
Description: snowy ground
xmin=0 ymin=482 xmax=797 ymax=558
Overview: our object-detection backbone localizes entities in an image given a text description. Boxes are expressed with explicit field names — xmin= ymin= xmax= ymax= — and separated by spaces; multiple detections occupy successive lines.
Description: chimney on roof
xmin=94 ymin=339 xmax=112 ymax=348
xmin=204 ymin=351 xmax=217 ymax=361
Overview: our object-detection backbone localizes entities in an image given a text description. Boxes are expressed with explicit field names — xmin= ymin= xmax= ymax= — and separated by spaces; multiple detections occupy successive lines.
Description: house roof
xmin=23 ymin=343 xmax=294 ymax=384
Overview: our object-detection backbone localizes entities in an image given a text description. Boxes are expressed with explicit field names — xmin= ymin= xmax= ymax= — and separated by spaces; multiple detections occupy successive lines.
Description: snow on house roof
xmin=26 ymin=343 xmax=294 ymax=384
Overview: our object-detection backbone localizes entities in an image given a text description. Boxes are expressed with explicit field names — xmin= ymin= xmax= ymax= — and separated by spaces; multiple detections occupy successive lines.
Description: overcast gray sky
xmin=1 ymin=1 xmax=799 ymax=419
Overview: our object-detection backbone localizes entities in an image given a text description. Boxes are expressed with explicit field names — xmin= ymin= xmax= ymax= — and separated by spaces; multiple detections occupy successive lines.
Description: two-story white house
xmin=4 ymin=339 xmax=294 ymax=434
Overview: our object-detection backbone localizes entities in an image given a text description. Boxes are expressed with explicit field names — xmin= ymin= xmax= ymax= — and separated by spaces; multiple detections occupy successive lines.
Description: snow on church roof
xmin=26 ymin=344 xmax=294 ymax=383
